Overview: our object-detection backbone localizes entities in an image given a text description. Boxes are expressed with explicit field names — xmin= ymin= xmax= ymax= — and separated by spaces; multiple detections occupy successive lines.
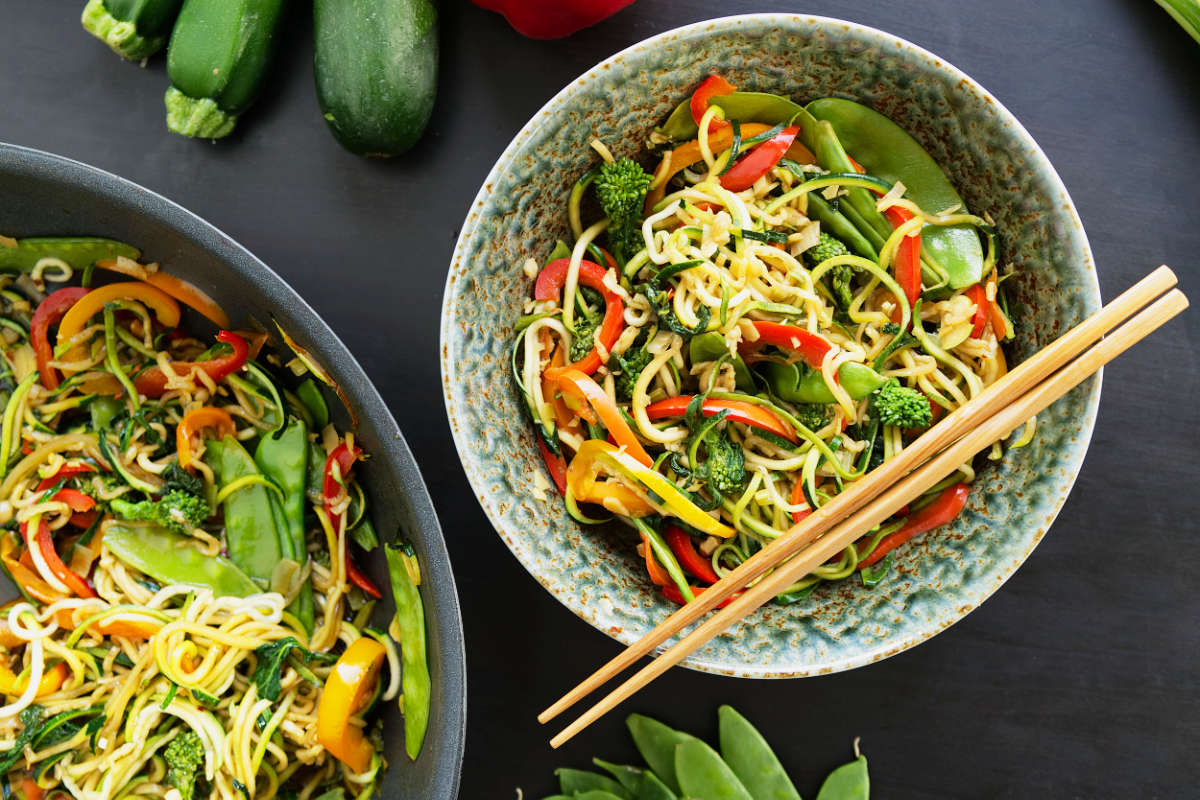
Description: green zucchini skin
xmin=164 ymin=0 xmax=286 ymax=137
xmin=313 ymin=0 xmax=439 ymax=157
xmin=81 ymin=0 xmax=183 ymax=60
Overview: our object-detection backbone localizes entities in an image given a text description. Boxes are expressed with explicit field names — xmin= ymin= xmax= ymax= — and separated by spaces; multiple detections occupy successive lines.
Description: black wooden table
xmin=3 ymin=1 xmax=1198 ymax=796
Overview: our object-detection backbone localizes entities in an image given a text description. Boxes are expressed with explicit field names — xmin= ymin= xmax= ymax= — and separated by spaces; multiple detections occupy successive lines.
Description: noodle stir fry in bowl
xmin=0 ymin=143 xmax=465 ymax=799
xmin=443 ymin=15 xmax=1101 ymax=677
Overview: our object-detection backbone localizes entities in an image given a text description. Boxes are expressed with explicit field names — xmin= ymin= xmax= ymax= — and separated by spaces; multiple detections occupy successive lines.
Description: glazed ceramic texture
xmin=442 ymin=14 xmax=1100 ymax=677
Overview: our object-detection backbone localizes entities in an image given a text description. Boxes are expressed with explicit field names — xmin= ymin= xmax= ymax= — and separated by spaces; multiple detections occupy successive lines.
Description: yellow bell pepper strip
xmin=554 ymin=369 xmax=653 ymax=467
xmin=566 ymin=441 xmax=656 ymax=517
xmin=94 ymin=259 xmax=232 ymax=329
xmin=55 ymin=281 xmax=182 ymax=378
xmin=176 ymin=406 xmax=236 ymax=468
xmin=0 ymin=658 xmax=68 ymax=698
xmin=569 ymin=440 xmax=735 ymax=538
xmin=645 ymin=123 xmax=773 ymax=212
xmin=316 ymin=636 xmax=386 ymax=774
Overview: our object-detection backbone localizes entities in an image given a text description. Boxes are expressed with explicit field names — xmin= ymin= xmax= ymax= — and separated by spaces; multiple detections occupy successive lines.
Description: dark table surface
xmin=4 ymin=1 xmax=1199 ymax=797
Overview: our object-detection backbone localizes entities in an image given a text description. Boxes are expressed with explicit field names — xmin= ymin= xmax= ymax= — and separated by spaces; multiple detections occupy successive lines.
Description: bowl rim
xmin=441 ymin=12 xmax=1102 ymax=678
xmin=0 ymin=141 xmax=467 ymax=793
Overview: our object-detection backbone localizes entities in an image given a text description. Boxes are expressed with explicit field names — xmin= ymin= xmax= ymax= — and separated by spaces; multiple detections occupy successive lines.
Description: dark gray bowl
xmin=0 ymin=143 xmax=465 ymax=797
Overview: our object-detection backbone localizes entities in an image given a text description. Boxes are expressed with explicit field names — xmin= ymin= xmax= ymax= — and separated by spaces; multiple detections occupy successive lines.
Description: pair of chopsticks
xmin=540 ymin=266 xmax=1188 ymax=748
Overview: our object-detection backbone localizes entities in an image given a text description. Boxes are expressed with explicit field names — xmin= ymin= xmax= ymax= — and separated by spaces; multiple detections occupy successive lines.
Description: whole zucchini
xmin=313 ymin=0 xmax=438 ymax=157
xmin=81 ymin=0 xmax=183 ymax=60
xmin=164 ymin=0 xmax=286 ymax=139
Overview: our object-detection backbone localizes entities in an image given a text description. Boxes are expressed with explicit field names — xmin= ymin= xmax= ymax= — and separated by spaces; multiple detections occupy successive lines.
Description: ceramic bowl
xmin=441 ymin=14 xmax=1100 ymax=677
xmin=0 ymin=143 xmax=466 ymax=794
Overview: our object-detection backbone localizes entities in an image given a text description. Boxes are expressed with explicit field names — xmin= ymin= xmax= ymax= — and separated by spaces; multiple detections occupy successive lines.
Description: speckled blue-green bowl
xmin=441 ymin=14 xmax=1100 ymax=677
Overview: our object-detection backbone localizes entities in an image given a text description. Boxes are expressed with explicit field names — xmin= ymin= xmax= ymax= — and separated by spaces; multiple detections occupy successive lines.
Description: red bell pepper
xmin=690 ymin=74 xmax=736 ymax=134
xmin=858 ymin=483 xmax=970 ymax=568
xmin=22 ymin=519 xmax=95 ymax=598
xmin=644 ymin=395 xmax=796 ymax=444
xmin=535 ymin=435 xmax=567 ymax=495
xmin=35 ymin=463 xmax=97 ymax=493
xmin=790 ymin=476 xmax=812 ymax=526
xmin=883 ymin=205 xmax=922 ymax=310
xmin=720 ymin=126 xmax=800 ymax=193
xmin=965 ymin=283 xmax=989 ymax=338
xmin=133 ymin=330 xmax=249 ymax=398
xmin=323 ymin=442 xmax=382 ymax=599
xmin=662 ymin=583 xmax=740 ymax=609
xmin=471 ymin=0 xmax=636 ymax=39
xmin=535 ymin=258 xmax=625 ymax=378
xmin=742 ymin=320 xmax=834 ymax=369
xmin=31 ymin=287 xmax=90 ymax=390
xmin=664 ymin=525 xmax=719 ymax=584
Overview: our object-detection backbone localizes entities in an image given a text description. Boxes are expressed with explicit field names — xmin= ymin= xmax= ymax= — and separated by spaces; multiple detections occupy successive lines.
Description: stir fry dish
xmin=0 ymin=235 xmax=430 ymax=799
xmin=514 ymin=75 xmax=1026 ymax=606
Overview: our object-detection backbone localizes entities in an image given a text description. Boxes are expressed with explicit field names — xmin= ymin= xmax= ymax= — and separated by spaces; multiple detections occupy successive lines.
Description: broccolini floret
xmin=110 ymin=490 xmax=211 ymax=535
xmin=164 ymin=729 xmax=205 ymax=800
xmin=871 ymin=379 xmax=933 ymax=429
xmin=794 ymin=403 xmax=831 ymax=431
xmin=805 ymin=232 xmax=854 ymax=310
xmin=594 ymin=157 xmax=653 ymax=266
xmin=608 ymin=328 xmax=654 ymax=401
xmin=569 ymin=317 xmax=600 ymax=362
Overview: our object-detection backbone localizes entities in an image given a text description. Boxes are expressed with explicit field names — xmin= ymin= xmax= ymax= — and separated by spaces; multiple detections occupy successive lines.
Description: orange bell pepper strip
xmin=644 ymin=395 xmax=797 ymax=443
xmin=55 ymin=282 xmax=181 ymax=375
xmin=640 ymin=532 xmax=671 ymax=587
xmin=645 ymin=123 xmax=774 ymax=212
xmin=985 ymin=271 xmax=1012 ymax=340
xmin=22 ymin=519 xmax=95 ymax=599
xmin=20 ymin=777 xmax=44 ymax=800
xmin=535 ymin=258 xmax=625 ymax=378
xmin=316 ymin=636 xmax=386 ymax=774
xmin=539 ymin=331 xmax=574 ymax=429
xmin=0 ymin=659 xmax=68 ymax=699
xmin=0 ymin=534 xmax=64 ymax=606
xmin=553 ymin=369 xmax=652 ymax=467
xmin=176 ymin=406 xmax=237 ymax=468
xmin=690 ymin=74 xmax=736 ymax=134
xmin=94 ymin=259 xmax=232 ymax=329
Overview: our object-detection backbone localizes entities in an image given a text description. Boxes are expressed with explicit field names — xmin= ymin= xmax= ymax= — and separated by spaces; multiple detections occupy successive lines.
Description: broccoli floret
xmin=110 ymin=490 xmax=210 ymax=535
xmin=609 ymin=347 xmax=653 ymax=401
xmin=805 ymin=232 xmax=854 ymax=310
xmin=794 ymin=403 xmax=831 ymax=431
xmin=594 ymin=157 xmax=653 ymax=266
xmin=871 ymin=379 xmax=933 ymax=429
xmin=164 ymin=729 xmax=204 ymax=800
xmin=569 ymin=317 xmax=600 ymax=362
xmin=702 ymin=433 xmax=746 ymax=495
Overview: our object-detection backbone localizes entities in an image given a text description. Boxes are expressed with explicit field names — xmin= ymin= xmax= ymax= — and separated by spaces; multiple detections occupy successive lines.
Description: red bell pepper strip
xmin=743 ymin=320 xmax=834 ymax=369
xmin=22 ymin=519 xmax=95 ymax=598
xmin=644 ymin=395 xmax=797 ymax=444
xmin=323 ymin=442 xmax=382 ymax=599
xmin=662 ymin=583 xmax=740 ymax=609
xmin=719 ymin=126 xmax=800 ymax=193
xmin=534 ymin=258 xmax=625 ymax=378
xmin=535 ymin=435 xmax=567 ymax=495
xmin=470 ymin=0 xmax=636 ymax=39
xmin=664 ymin=525 xmax=719 ymax=584
xmin=858 ymin=483 xmax=970 ymax=568
xmin=690 ymin=74 xmax=736 ymax=134
xmin=46 ymin=489 xmax=95 ymax=513
xmin=35 ymin=464 xmax=97 ymax=493
xmin=31 ymin=287 xmax=90 ymax=390
xmin=883 ymin=205 xmax=922 ymax=309
xmin=133 ymin=330 xmax=249 ymax=398
xmin=790 ymin=476 xmax=812 ymax=526
xmin=965 ymin=283 xmax=989 ymax=338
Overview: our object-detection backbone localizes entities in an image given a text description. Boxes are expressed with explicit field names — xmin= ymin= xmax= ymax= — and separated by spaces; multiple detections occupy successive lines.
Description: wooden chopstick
xmin=539 ymin=266 xmax=1178 ymax=726
xmin=547 ymin=285 xmax=1189 ymax=748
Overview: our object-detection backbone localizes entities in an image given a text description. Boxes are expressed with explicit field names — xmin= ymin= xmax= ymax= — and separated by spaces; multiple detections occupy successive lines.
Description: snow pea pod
xmin=657 ymin=91 xmax=804 ymax=141
xmin=807 ymin=98 xmax=984 ymax=289
xmin=626 ymin=714 xmax=699 ymax=795
xmin=206 ymin=435 xmax=283 ymax=585
xmin=718 ymin=705 xmax=801 ymax=800
xmin=690 ymin=332 xmax=754 ymax=390
xmin=255 ymin=419 xmax=314 ymax=633
xmin=814 ymin=753 xmax=869 ymax=800
xmin=0 ymin=236 xmax=139 ymax=272
xmin=557 ymin=768 xmax=631 ymax=799
xmin=594 ymin=759 xmax=676 ymax=800
xmin=758 ymin=361 xmax=885 ymax=405
xmin=805 ymin=193 xmax=878 ymax=260
xmin=385 ymin=539 xmax=431 ymax=760
xmin=104 ymin=522 xmax=259 ymax=597
xmin=675 ymin=738 xmax=754 ymax=800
